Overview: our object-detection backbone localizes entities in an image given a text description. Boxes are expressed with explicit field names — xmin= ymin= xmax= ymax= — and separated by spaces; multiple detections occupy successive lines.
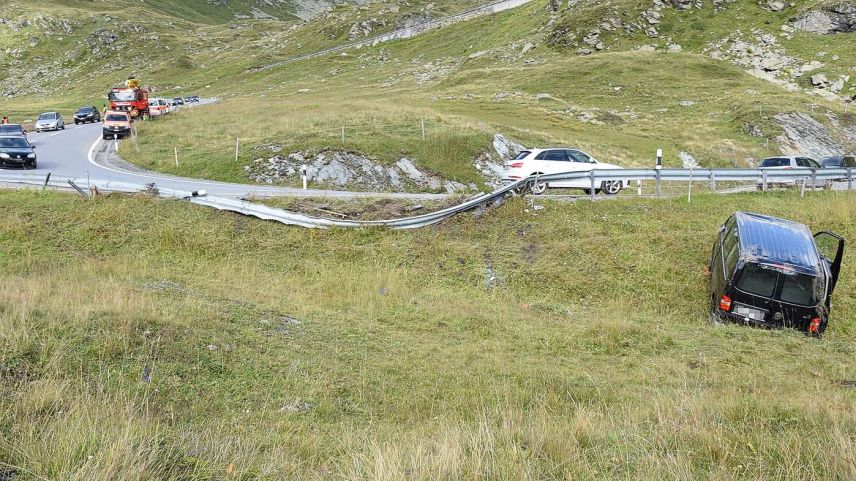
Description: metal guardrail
xmin=256 ymin=0 xmax=534 ymax=71
xmin=1 ymin=167 xmax=853 ymax=229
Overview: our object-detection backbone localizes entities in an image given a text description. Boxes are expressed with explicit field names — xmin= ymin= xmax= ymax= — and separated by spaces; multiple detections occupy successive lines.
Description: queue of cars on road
xmin=0 ymin=94 xmax=201 ymax=169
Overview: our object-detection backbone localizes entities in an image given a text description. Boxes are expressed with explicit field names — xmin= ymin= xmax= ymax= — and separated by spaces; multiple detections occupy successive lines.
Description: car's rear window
xmin=779 ymin=273 xmax=820 ymax=306
xmin=0 ymin=125 xmax=22 ymax=133
xmin=736 ymin=263 xmax=821 ymax=305
xmin=821 ymin=157 xmax=843 ymax=167
xmin=513 ymin=151 xmax=531 ymax=160
xmin=760 ymin=158 xmax=790 ymax=167
xmin=106 ymin=114 xmax=129 ymax=122
xmin=736 ymin=263 xmax=778 ymax=298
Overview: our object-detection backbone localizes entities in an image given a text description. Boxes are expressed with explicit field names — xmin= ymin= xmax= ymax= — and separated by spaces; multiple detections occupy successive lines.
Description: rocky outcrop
xmin=245 ymin=149 xmax=476 ymax=193
xmin=244 ymin=134 xmax=526 ymax=192
xmin=792 ymin=3 xmax=856 ymax=34
xmin=775 ymin=113 xmax=845 ymax=158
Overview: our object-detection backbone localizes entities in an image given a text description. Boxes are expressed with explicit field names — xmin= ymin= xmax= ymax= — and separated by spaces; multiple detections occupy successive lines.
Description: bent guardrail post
xmin=67 ymin=180 xmax=89 ymax=199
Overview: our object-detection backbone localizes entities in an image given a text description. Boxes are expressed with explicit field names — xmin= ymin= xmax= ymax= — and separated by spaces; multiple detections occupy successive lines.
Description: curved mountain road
xmin=0 ymin=122 xmax=449 ymax=200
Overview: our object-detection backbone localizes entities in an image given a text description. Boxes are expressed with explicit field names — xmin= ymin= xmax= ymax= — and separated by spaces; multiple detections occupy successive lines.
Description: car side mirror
xmin=31 ymin=145 xmax=36 ymax=150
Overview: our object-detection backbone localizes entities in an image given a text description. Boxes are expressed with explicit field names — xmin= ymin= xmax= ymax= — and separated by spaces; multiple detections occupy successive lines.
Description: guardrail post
xmin=800 ymin=179 xmax=806 ymax=198
xmin=655 ymin=170 xmax=661 ymax=197
xmin=589 ymin=170 xmax=596 ymax=200
xmin=811 ymin=169 xmax=817 ymax=192
xmin=762 ymin=170 xmax=768 ymax=192
xmin=848 ymin=168 xmax=853 ymax=190
xmin=688 ymin=168 xmax=693 ymax=203
xmin=710 ymin=172 xmax=716 ymax=193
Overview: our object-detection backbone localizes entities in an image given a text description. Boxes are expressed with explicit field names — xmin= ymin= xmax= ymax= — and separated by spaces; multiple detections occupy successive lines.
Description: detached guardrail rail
xmin=0 ymin=167 xmax=853 ymax=229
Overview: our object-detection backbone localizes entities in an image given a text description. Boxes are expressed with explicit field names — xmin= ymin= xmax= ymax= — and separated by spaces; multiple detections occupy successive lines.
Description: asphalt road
xmin=0 ymin=119 xmax=448 ymax=200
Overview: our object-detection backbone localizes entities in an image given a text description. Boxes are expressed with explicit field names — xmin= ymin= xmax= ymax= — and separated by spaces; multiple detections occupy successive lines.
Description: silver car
xmin=757 ymin=156 xmax=827 ymax=189
xmin=34 ymin=112 xmax=65 ymax=132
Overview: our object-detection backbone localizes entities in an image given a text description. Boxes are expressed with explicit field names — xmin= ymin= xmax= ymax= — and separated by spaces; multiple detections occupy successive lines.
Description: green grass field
xmin=1 ymin=188 xmax=854 ymax=479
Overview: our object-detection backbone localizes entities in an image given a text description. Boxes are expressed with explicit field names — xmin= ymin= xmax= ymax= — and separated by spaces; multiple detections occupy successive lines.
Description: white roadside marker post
xmin=301 ymin=164 xmax=308 ymax=190
xmin=655 ymin=148 xmax=663 ymax=197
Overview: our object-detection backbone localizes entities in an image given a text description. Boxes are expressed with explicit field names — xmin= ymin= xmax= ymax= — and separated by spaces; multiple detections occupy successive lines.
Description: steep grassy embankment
xmin=1 ymin=188 xmax=854 ymax=479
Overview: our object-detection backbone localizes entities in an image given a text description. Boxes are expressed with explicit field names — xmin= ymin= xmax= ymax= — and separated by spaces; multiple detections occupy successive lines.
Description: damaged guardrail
xmin=0 ymin=167 xmax=853 ymax=229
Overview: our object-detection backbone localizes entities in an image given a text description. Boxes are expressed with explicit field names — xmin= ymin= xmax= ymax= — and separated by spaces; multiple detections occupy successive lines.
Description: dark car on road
xmin=74 ymin=106 xmax=101 ymax=124
xmin=0 ymin=136 xmax=37 ymax=169
xmin=172 ymin=97 xmax=185 ymax=106
xmin=710 ymin=212 xmax=844 ymax=336
xmin=0 ymin=124 xmax=27 ymax=139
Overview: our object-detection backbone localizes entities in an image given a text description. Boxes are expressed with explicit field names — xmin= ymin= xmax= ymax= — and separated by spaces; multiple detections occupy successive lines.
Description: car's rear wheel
xmin=602 ymin=180 xmax=623 ymax=195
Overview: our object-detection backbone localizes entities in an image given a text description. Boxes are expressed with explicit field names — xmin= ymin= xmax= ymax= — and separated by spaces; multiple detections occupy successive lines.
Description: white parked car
xmin=501 ymin=147 xmax=630 ymax=195
xmin=757 ymin=156 xmax=827 ymax=189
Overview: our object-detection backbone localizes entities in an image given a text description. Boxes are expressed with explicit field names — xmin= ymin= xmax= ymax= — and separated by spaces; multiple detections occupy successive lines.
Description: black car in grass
xmin=0 ymin=136 xmax=37 ymax=169
xmin=74 ymin=106 xmax=101 ymax=124
xmin=709 ymin=212 xmax=844 ymax=336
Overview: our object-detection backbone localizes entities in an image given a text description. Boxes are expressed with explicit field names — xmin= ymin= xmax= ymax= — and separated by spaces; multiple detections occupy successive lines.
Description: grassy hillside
xmin=1 ymin=188 xmax=855 ymax=479
xmin=32 ymin=0 xmax=305 ymax=23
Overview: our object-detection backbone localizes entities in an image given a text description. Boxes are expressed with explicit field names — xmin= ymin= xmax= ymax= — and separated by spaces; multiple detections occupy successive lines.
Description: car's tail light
xmin=719 ymin=295 xmax=732 ymax=312
xmin=510 ymin=162 xmax=523 ymax=168
xmin=808 ymin=317 xmax=821 ymax=334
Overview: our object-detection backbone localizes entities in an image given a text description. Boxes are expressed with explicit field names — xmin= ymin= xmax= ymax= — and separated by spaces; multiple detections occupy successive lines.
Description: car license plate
xmin=733 ymin=304 xmax=766 ymax=322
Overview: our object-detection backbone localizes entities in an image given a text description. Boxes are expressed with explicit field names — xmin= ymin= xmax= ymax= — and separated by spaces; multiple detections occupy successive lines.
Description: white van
xmin=148 ymin=98 xmax=171 ymax=117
